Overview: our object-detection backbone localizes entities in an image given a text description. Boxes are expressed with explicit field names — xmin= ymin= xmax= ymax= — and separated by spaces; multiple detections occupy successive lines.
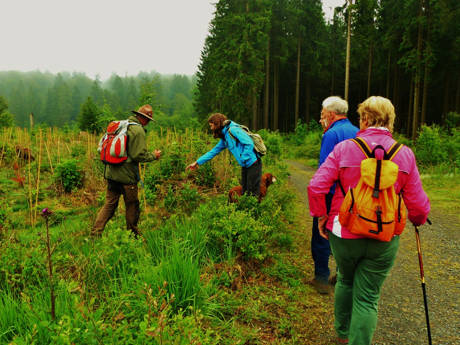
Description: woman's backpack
xmin=338 ymin=137 xmax=407 ymax=241
xmin=97 ymin=120 xmax=140 ymax=165
xmin=228 ymin=124 xmax=267 ymax=156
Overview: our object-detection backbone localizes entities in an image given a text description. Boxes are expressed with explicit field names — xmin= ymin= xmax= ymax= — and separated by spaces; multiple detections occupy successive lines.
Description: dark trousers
xmin=241 ymin=158 xmax=262 ymax=197
xmin=92 ymin=180 xmax=140 ymax=236
xmin=311 ymin=193 xmax=333 ymax=283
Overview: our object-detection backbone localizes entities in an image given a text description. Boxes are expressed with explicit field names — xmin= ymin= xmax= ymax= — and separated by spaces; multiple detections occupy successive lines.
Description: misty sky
xmin=1 ymin=0 xmax=345 ymax=80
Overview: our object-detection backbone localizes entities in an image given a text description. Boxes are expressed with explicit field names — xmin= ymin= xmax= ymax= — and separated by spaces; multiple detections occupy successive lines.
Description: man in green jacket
xmin=92 ymin=104 xmax=161 ymax=237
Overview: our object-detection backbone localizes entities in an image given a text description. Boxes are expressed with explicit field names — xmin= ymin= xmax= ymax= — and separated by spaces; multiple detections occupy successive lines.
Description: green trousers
xmin=329 ymin=233 xmax=399 ymax=345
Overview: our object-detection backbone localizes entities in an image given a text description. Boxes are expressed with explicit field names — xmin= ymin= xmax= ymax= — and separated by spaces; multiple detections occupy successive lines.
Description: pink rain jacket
xmin=308 ymin=128 xmax=430 ymax=239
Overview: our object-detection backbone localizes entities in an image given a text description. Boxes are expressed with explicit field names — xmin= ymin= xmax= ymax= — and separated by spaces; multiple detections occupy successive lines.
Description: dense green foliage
xmin=196 ymin=0 xmax=460 ymax=136
xmin=0 ymin=125 xmax=301 ymax=344
xmin=0 ymin=71 xmax=197 ymax=130
xmin=0 ymin=95 xmax=14 ymax=129
xmin=54 ymin=159 xmax=84 ymax=193
xmin=1 ymin=121 xmax=459 ymax=343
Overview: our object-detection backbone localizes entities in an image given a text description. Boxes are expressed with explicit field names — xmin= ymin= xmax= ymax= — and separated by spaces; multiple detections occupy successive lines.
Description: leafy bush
xmin=294 ymin=130 xmax=322 ymax=159
xmin=292 ymin=120 xmax=309 ymax=145
xmin=0 ymin=111 xmax=15 ymax=129
xmin=192 ymin=200 xmax=270 ymax=261
xmin=445 ymin=112 xmax=460 ymax=133
xmin=144 ymin=170 xmax=162 ymax=205
xmin=444 ymin=128 xmax=460 ymax=169
xmin=415 ymin=125 xmax=448 ymax=166
xmin=258 ymin=129 xmax=282 ymax=157
xmin=159 ymin=142 xmax=186 ymax=179
xmin=54 ymin=159 xmax=84 ymax=193
xmin=195 ymin=162 xmax=216 ymax=187
xmin=70 ymin=144 xmax=86 ymax=158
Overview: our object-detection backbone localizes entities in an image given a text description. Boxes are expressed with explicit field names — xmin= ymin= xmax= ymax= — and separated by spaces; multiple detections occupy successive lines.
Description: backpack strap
xmin=385 ymin=141 xmax=403 ymax=160
xmin=352 ymin=137 xmax=372 ymax=158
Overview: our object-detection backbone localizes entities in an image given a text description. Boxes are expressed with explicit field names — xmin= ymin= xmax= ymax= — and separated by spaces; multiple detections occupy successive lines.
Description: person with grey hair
xmin=309 ymin=96 xmax=359 ymax=294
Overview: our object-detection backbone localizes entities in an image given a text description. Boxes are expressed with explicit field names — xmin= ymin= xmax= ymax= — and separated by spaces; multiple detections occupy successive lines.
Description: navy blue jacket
xmin=197 ymin=121 xmax=258 ymax=168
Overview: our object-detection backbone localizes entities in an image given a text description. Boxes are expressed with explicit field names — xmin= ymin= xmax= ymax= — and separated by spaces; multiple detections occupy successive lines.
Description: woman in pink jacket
xmin=308 ymin=96 xmax=430 ymax=345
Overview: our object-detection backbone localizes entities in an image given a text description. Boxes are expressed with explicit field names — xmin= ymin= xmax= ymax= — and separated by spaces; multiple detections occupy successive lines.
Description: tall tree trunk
xmin=295 ymin=37 xmax=301 ymax=126
xmin=345 ymin=0 xmax=352 ymax=101
xmin=421 ymin=64 xmax=429 ymax=125
xmin=331 ymin=12 xmax=336 ymax=94
xmin=367 ymin=43 xmax=373 ymax=98
xmin=386 ymin=50 xmax=391 ymax=98
xmin=443 ymin=74 xmax=450 ymax=121
xmin=264 ymin=40 xmax=270 ymax=129
xmin=252 ymin=90 xmax=258 ymax=130
xmin=412 ymin=0 xmax=424 ymax=141
xmin=273 ymin=60 xmax=279 ymax=130
xmin=393 ymin=64 xmax=399 ymax=115
xmin=305 ymin=76 xmax=311 ymax=124
xmin=421 ymin=0 xmax=431 ymax=125
xmin=407 ymin=75 xmax=414 ymax=137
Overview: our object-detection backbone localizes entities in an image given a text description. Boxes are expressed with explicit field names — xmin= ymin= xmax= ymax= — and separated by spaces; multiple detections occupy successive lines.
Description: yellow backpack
xmin=338 ymin=137 xmax=407 ymax=241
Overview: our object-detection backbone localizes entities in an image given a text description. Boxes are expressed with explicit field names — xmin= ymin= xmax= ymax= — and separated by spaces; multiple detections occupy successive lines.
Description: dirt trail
xmin=286 ymin=160 xmax=460 ymax=345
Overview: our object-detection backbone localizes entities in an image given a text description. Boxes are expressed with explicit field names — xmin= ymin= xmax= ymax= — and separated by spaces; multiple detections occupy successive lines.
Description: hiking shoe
xmin=336 ymin=337 xmax=349 ymax=344
xmin=329 ymin=274 xmax=337 ymax=286
xmin=308 ymin=278 xmax=330 ymax=294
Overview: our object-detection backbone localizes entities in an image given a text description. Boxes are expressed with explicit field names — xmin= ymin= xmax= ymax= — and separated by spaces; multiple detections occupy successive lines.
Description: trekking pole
xmin=414 ymin=218 xmax=432 ymax=345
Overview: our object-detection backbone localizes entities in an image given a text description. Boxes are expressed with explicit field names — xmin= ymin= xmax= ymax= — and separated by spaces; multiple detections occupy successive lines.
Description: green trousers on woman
xmin=329 ymin=233 xmax=399 ymax=345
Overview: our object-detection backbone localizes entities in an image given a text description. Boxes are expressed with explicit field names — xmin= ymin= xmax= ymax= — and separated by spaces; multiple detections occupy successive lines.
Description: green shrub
xmin=259 ymin=129 xmax=282 ymax=158
xmin=445 ymin=111 xmax=460 ymax=133
xmin=54 ymin=159 xmax=84 ymax=193
xmin=164 ymin=185 xmax=178 ymax=212
xmin=294 ymin=130 xmax=322 ymax=159
xmin=0 ymin=111 xmax=15 ymax=129
xmin=144 ymin=170 xmax=162 ymax=205
xmin=195 ymin=162 xmax=216 ymax=187
xmin=293 ymin=120 xmax=308 ymax=145
xmin=159 ymin=142 xmax=186 ymax=179
xmin=179 ymin=182 xmax=203 ymax=214
xmin=70 ymin=144 xmax=86 ymax=158
xmin=393 ymin=132 xmax=413 ymax=147
xmin=415 ymin=125 xmax=448 ymax=166
xmin=444 ymin=128 xmax=460 ymax=169
xmin=192 ymin=200 xmax=270 ymax=261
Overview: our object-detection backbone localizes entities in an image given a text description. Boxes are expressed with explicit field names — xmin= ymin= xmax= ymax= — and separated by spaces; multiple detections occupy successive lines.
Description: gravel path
xmin=286 ymin=160 xmax=460 ymax=345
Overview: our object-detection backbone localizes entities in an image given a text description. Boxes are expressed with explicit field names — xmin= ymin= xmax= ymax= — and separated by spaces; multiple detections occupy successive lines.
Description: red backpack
xmin=97 ymin=120 xmax=140 ymax=165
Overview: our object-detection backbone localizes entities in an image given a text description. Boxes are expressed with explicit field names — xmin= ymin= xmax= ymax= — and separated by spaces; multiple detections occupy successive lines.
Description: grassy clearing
xmin=0 ymin=126 xmax=318 ymax=344
xmin=1 ymin=124 xmax=458 ymax=344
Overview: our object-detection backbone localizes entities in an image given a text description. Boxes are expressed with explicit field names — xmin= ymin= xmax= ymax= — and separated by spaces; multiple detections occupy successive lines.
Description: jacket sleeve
xmin=401 ymin=150 xmax=430 ymax=226
xmin=319 ymin=130 xmax=338 ymax=166
xmin=196 ymin=139 xmax=226 ymax=165
xmin=230 ymin=126 xmax=255 ymax=166
xmin=308 ymin=146 xmax=341 ymax=217
xmin=128 ymin=126 xmax=156 ymax=163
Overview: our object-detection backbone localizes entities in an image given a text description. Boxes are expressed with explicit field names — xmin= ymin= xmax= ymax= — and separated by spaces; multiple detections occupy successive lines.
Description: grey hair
xmin=322 ymin=96 xmax=348 ymax=115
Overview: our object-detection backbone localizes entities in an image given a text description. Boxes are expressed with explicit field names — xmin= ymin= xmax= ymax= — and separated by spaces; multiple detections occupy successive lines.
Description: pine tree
xmin=78 ymin=97 xmax=100 ymax=133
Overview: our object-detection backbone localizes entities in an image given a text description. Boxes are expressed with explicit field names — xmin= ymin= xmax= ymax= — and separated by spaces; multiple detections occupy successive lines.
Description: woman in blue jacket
xmin=186 ymin=113 xmax=262 ymax=197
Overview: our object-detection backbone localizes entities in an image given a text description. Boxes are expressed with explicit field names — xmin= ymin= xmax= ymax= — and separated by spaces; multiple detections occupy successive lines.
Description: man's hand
xmin=318 ymin=215 xmax=329 ymax=239
xmin=154 ymin=149 xmax=162 ymax=160
xmin=186 ymin=161 xmax=199 ymax=171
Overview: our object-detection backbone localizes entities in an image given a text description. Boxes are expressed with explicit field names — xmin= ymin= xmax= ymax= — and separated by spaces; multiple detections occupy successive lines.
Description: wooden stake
xmin=44 ymin=142 xmax=54 ymax=175
xmin=27 ymin=129 xmax=33 ymax=226
xmin=33 ymin=129 xmax=43 ymax=226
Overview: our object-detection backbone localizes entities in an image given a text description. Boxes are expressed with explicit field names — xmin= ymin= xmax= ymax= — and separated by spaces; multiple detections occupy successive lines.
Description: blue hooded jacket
xmin=197 ymin=121 xmax=258 ymax=168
